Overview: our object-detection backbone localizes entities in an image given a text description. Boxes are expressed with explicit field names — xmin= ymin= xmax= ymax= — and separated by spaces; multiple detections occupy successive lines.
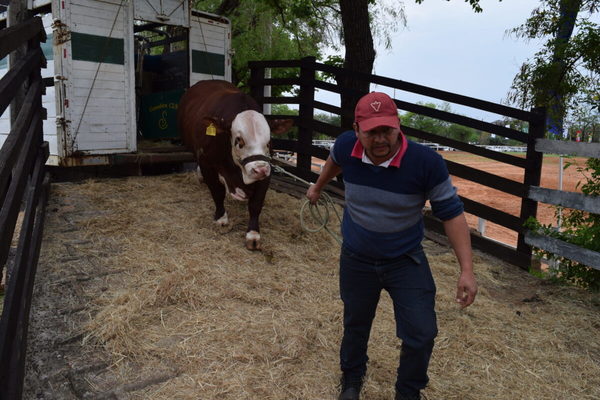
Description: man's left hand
xmin=456 ymin=271 xmax=477 ymax=308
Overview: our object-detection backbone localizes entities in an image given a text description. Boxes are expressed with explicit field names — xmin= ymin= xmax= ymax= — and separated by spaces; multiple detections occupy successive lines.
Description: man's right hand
xmin=306 ymin=184 xmax=321 ymax=204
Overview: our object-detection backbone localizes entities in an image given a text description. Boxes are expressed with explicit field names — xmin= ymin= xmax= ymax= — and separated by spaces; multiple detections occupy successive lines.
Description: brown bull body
xmin=177 ymin=80 xmax=292 ymax=250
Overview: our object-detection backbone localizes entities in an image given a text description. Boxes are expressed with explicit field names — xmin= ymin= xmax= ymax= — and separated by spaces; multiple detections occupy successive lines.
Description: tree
xmin=567 ymin=103 xmax=600 ymax=142
xmin=194 ymin=0 xmax=335 ymax=91
xmin=401 ymin=103 xmax=451 ymax=137
xmin=195 ymin=0 xmax=492 ymax=118
xmin=507 ymin=0 xmax=600 ymax=138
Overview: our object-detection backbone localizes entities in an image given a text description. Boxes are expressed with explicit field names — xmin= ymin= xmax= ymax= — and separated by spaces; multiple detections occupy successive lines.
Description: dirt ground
xmin=22 ymin=172 xmax=600 ymax=400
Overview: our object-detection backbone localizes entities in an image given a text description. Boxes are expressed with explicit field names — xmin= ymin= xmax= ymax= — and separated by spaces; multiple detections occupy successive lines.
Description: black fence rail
xmin=249 ymin=56 xmax=546 ymax=270
xmin=0 ymin=16 xmax=50 ymax=399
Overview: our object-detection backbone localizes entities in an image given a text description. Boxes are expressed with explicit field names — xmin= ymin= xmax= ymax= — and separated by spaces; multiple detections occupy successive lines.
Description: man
xmin=306 ymin=92 xmax=477 ymax=400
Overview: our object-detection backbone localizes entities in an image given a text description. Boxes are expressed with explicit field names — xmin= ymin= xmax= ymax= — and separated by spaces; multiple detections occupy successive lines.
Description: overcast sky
xmin=316 ymin=0 xmax=548 ymax=122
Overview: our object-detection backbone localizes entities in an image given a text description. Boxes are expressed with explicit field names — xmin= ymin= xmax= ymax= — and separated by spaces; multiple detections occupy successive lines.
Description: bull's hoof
xmin=245 ymin=230 xmax=261 ymax=251
xmin=215 ymin=212 xmax=229 ymax=226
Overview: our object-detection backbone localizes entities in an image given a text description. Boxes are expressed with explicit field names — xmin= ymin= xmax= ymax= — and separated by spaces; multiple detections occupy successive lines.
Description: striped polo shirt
xmin=331 ymin=130 xmax=464 ymax=259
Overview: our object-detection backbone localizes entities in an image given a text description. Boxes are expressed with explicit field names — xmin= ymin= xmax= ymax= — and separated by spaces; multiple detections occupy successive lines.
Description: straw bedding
xmin=30 ymin=172 xmax=600 ymax=399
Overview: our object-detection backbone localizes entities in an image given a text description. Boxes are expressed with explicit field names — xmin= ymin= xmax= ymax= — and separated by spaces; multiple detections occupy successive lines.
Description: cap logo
xmin=370 ymin=101 xmax=381 ymax=112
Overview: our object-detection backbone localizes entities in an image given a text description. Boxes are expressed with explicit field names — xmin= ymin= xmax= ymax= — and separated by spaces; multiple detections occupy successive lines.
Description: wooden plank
xmin=0 ymin=80 xmax=43 ymax=206
xmin=248 ymin=59 xmax=302 ymax=69
xmin=517 ymin=106 xmax=545 ymax=255
xmin=0 ymin=17 xmax=45 ymax=60
xmin=446 ymin=159 xmax=527 ymax=197
xmin=525 ymin=231 xmax=600 ymax=270
xmin=528 ymin=186 xmax=600 ymax=214
xmin=264 ymin=114 xmax=299 ymax=123
xmin=311 ymin=120 xmax=341 ymax=138
xmin=0 ymin=113 xmax=42 ymax=272
xmin=460 ymin=196 xmax=523 ymax=232
xmin=535 ymin=138 xmax=600 ymax=158
xmin=312 ymin=60 xmax=536 ymax=122
xmin=314 ymin=79 xmax=344 ymax=96
xmin=263 ymin=77 xmax=300 ymax=86
xmin=263 ymin=96 xmax=300 ymax=105
xmin=402 ymin=126 xmax=528 ymax=168
xmin=314 ymin=100 xmax=342 ymax=115
xmin=423 ymin=214 xmax=531 ymax=269
xmin=0 ymin=148 xmax=49 ymax=400
xmin=0 ymin=48 xmax=44 ymax=116
xmin=397 ymin=100 xmax=528 ymax=143
xmin=71 ymin=60 xmax=125 ymax=73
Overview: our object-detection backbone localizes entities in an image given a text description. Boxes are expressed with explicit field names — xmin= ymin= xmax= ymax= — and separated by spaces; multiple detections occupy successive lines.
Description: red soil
xmin=443 ymin=152 xmax=587 ymax=247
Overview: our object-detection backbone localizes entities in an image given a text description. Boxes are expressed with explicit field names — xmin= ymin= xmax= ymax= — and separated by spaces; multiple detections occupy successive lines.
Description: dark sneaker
xmin=338 ymin=376 xmax=363 ymax=400
xmin=395 ymin=391 xmax=421 ymax=400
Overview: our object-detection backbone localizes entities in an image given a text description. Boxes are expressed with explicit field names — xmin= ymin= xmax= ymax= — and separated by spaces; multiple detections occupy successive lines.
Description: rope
xmin=271 ymin=164 xmax=343 ymax=245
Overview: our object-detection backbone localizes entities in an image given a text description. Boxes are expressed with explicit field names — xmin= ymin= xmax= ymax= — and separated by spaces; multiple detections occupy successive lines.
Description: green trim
xmin=71 ymin=32 xmax=124 ymax=65
xmin=191 ymin=50 xmax=224 ymax=75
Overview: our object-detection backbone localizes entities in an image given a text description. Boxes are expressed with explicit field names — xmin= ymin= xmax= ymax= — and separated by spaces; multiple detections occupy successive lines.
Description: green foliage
xmin=507 ymin=0 xmax=600 ymax=136
xmin=525 ymin=157 xmax=600 ymax=291
xmin=414 ymin=0 xmax=500 ymax=13
xmin=194 ymin=0 xmax=333 ymax=91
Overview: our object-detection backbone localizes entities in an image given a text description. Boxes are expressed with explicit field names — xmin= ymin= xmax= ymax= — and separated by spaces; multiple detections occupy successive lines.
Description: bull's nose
xmin=252 ymin=165 xmax=270 ymax=178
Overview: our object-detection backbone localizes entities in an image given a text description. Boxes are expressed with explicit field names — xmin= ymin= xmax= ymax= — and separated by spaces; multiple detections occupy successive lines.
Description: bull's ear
xmin=201 ymin=116 xmax=229 ymax=133
xmin=269 ymin=119 xmax=294 ymax=136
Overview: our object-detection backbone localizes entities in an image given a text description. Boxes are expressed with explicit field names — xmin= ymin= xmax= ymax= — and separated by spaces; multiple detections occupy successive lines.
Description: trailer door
xmin=189 ymin=10 xmax=231 ymax=85
xmin=55 ymin=0 xmax=135 ymax=157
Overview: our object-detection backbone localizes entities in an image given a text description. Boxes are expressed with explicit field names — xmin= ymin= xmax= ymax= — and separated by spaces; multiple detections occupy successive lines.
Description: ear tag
xmin=206 ymin=123 xmax=217 ymax=136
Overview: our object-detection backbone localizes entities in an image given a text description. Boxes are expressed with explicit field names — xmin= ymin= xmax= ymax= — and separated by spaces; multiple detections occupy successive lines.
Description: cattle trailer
xmin=0 ymin=0 xmax=232 ymax=167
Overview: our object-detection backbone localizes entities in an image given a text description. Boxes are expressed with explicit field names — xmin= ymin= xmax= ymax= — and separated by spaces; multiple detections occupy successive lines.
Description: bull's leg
xmin=245 ymin=177 xmax=270 ymax=250
xmin=199 ymin=163 xmax=228 ymax=225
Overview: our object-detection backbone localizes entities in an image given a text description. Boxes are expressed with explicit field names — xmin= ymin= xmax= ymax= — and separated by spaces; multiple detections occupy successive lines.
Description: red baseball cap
xmin=354 ymin=92 xmax=400 ymax=131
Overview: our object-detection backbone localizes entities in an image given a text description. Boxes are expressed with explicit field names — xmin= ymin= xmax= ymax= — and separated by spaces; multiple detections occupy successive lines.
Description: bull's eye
xmin=235 ymin=136 xmax=245 ymax=148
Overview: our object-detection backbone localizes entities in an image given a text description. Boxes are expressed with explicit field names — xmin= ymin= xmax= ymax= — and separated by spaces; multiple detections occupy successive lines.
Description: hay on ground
xmin=35 ymin=172 xmax=600 ymax=399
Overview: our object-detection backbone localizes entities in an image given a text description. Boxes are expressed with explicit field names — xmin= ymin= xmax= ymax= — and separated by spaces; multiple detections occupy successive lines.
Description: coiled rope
xmin=271 ymin=164 xmax=343 ymax=245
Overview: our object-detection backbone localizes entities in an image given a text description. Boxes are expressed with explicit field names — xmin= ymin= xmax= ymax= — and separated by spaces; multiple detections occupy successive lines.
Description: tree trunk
xmin=338 ymin=0 xmax=375 ymax=130
xmin=545 ymin=0 xmax=582 ymax=138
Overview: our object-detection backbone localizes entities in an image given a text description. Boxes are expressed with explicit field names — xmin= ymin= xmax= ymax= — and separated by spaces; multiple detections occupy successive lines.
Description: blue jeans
xmin=339 ymin=245 xmax=438 ymax=395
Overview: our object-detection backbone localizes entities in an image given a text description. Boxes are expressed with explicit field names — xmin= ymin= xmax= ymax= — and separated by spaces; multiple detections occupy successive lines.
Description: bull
xmin=178 ymin=80 xmax=293 ymax=250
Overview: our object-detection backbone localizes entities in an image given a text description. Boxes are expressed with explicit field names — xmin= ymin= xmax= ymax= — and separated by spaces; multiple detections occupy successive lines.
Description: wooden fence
xmin=525 ymin=140 xmax=600 ymax=269
xmin=0 ymin=16 xmax=50 ymax=399
xmin=249 ymin=56 xmax=547 ymax=270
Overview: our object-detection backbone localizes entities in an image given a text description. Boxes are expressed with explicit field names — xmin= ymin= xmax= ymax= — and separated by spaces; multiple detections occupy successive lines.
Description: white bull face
xmin=231 ymin=110 xmax=272 ymax=185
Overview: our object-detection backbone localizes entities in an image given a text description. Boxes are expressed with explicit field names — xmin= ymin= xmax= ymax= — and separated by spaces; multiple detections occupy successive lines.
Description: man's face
xmin=354 ymin=124 xmax=401 ymax=164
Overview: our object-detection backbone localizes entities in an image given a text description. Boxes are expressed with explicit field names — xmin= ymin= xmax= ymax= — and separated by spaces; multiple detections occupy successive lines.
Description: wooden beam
xmin=528 ymin=186 xmax=600 ymax=214
xmin=535 ymin=138 xmax=600 ymax=158
xmin=0 ymin=47 xmax=44 ymax=115
xmin=446 ymin=159 xmax=527 ymax=197
xmin=524 ymin=231 xmax=600 ymax=270
xmin=0 ymin=16 xmax=43 ymax=60
xmin=424 ymin=215 xmax=532 ymax=270
xmin=402 ymin=126 xmax=528 ymax=168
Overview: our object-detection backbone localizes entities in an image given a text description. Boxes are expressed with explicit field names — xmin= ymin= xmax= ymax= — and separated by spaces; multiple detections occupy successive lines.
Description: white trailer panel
xmin=134 ymin=0 xmax=188 ymax=26
xmin=2 ymin=1 xmax=231 ymax=166
xmin=189 ymin=11 xmax=231 ymax=84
